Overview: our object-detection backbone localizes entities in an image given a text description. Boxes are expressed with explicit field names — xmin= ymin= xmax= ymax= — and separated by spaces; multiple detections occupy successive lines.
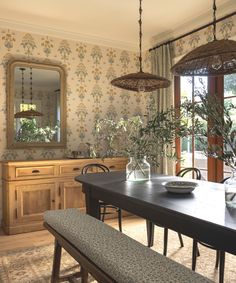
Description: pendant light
xmin=171 ymin=0 xmax=236 ymax=76
xmin=15 ymin=67 xmax=43 ymax=118
xmin=111 ymin=0 xmax=170 ymax=92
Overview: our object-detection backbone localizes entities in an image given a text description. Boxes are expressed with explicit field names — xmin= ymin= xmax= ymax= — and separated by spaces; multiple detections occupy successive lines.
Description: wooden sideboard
xmin=2 ymin=157 xmax=127 ymax=234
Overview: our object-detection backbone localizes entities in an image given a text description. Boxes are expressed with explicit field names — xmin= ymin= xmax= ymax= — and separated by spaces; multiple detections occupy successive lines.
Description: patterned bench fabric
xmin=44 ymin=208 xmax=213 ymax=283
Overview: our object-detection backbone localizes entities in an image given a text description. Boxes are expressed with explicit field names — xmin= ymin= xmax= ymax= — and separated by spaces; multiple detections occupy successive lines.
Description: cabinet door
xmin=15 ymin=180 xmax=56 ymax=222
xmin=60 ymin=180 xmax=85 ymax=211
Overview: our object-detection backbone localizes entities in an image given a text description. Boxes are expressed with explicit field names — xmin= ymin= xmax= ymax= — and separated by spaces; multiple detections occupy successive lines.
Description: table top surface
xmin=76 ymin=171 xmax=236 ymax=233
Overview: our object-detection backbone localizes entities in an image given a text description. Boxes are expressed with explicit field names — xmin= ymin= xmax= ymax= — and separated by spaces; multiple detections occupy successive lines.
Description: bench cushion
xmin=44 ymin=208 xmax=213 ymax=283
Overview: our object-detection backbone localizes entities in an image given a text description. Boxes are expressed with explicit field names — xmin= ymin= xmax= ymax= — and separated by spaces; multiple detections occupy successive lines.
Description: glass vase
xmin=126 ymin=156 xmax=150 ymax=182
xmin=225 ymin=169 xmax=236 ymax=208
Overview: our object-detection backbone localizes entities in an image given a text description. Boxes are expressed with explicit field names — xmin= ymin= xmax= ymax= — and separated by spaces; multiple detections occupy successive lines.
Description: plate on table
xmin=164 ymin=181 xmax=198 ymax=193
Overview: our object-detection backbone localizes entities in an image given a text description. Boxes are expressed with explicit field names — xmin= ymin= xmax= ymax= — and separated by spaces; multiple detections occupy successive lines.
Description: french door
xmin=175 ymin=74 xmax=236 ymax=182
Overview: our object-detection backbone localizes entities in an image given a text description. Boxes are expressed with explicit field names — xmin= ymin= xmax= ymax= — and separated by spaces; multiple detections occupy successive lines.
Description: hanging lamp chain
xmin=14 ymin=66 xmax=43 ymax=117
xmin=213 ymin=0 xmax=217 ymax=40
xmin=110 ymin=0 xmax=171 ymax=91
xmin=30 ymin=67 xmax=33 ymax=109
xmin=20 ymin=68 xmax=25 ymax=105
xmin=139 ymin=0 xmax=143 ymax=72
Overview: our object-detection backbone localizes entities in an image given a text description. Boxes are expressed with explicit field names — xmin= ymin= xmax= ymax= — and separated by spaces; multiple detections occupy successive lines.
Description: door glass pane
xmin=194 ymin=77 xmax=208 ymax=103
xmin=223 ymin=75 xmax=236 ymax=178
xmin=194 ymin=135 xmax=207 ymax=180
xmin=224 ymin=74 xmax=236 ymax=97
xmin=181 ymin=136 xmax=193 ymax=168
xmin=180 ymin=76 xmax=193 ymax=102
xmin=180 ymin=76 xmax=208 ymax=179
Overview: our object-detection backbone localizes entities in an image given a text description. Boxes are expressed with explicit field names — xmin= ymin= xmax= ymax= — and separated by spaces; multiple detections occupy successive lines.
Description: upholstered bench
xmin=44 ymin=208 xmax=213 ymax=283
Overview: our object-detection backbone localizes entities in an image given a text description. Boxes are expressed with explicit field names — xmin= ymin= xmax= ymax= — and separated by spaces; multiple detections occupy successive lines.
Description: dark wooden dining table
xmin=75 ymin=171 xmax=236 ymax=255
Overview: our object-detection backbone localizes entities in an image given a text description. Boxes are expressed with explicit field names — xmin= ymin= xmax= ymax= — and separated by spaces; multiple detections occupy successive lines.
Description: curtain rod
xmin=149 ymin=11 xmax=236 ymax=52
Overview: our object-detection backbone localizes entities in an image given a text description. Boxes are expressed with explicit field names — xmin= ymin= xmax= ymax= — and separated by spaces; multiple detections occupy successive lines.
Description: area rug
xmin=0 ymin=219 xmax=235 ymax=283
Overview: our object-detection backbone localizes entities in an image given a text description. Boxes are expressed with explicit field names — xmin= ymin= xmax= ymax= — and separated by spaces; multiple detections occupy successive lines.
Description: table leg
xmin=83 ymin=185 xmax=100 ymax=219
xmin=146 ymin=220 xmax=154 ymax=247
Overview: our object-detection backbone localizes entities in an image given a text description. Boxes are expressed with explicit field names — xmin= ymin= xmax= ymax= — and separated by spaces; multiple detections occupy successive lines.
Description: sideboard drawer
xmin=59 ymin=164 xmax=83 ymax=175
xmin=15 ymin=166 xmax=55 ymax=179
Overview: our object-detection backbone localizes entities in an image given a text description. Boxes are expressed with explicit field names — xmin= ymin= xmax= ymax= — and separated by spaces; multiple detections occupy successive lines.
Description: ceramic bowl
xmin=164 ymin=181 xmax=198 ymax=193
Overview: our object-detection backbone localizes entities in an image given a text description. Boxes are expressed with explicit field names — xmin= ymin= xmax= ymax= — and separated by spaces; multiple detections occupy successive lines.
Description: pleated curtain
xmin=150 ymin=44 xmax=175 ymax=175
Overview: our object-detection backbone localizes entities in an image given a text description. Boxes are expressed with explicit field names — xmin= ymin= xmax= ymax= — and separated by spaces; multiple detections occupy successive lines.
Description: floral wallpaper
xmin=0 ymin=28 xmax=151 ymax=162
xmin=172 ymin=15 xmax=236 ymax=58
xmin=0 ymin=27 xmax=153 ymax=221
xmin=0 ymin=16 xmax=234 ymax=161
xmin=1 ymin=14 xmax=235 ymax=221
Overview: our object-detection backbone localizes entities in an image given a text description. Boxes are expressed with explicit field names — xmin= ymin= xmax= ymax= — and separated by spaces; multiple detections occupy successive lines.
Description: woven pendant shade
xmin=111 ymin=71 xmax=170 ymax=92
xmin=171 ymin=0 xmax=236 ymax=77
xmin=14 ymin=109 xmax=43 ymax=118
xmin=111 ymin=0 xmax=170 ymax=92
xmin=171 ymin=39 xmax=236 ymax=76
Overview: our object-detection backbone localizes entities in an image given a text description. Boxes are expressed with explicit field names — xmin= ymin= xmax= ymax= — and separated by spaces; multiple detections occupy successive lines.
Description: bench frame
xmin=44 ymin=222 xmax=116 ymax=283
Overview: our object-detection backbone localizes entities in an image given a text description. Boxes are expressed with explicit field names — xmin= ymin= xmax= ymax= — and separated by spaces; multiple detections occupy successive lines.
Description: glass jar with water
xmin=225 ymin=169 xmax=236 ymax=208
xmin=126 ymin=155 xmax=150 ymax=182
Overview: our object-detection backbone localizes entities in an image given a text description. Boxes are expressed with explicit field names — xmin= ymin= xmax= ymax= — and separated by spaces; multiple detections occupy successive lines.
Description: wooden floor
xmin=0 ymin=216 xmax=142 ymax=253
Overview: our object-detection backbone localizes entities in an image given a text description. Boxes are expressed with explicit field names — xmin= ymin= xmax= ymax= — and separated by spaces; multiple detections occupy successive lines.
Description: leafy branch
xmin=16 ymin=119 xmax=59 ymax=143
xmin=190 ymin=79 xmax=236 ymax=169
xmin=95 ymin=105 xmax=192 ymax=167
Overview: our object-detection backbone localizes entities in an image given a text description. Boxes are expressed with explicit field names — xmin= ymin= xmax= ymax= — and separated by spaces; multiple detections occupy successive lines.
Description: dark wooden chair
xmin=147 ymin=167 xmax=202 ymax=256
xmin=192 ymin=176 xmax=229 ymax=283
xmin=177 ymin=167 xmax=202 ymax=180
xmin=81 ymin=163 xmax=122 ymax=232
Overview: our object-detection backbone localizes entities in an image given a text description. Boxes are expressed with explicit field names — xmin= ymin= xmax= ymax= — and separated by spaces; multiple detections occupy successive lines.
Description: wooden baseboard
xmin=2 ymin=222 xmax=45 ymax=235
xmin=2 ymin=211 xmax=133 ymax=235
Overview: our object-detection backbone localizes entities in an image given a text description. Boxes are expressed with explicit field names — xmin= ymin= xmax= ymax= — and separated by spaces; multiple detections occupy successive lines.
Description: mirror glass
xmin=7 ymin=60 xmax=66 ymax=148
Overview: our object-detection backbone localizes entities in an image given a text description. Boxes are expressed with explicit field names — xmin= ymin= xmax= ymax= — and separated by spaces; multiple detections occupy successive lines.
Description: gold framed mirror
xmin=7 ymin=59 xmax=66 ymax=148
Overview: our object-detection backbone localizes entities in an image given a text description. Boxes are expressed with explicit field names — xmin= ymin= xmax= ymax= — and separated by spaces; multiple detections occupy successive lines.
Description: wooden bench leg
xmin=81 ymin=266 xmax=89 ymax=283
xmin=51 ymin=239 xmax=62 ymax=283
xmin=51 ymin=239 xmax=89 ymax=283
